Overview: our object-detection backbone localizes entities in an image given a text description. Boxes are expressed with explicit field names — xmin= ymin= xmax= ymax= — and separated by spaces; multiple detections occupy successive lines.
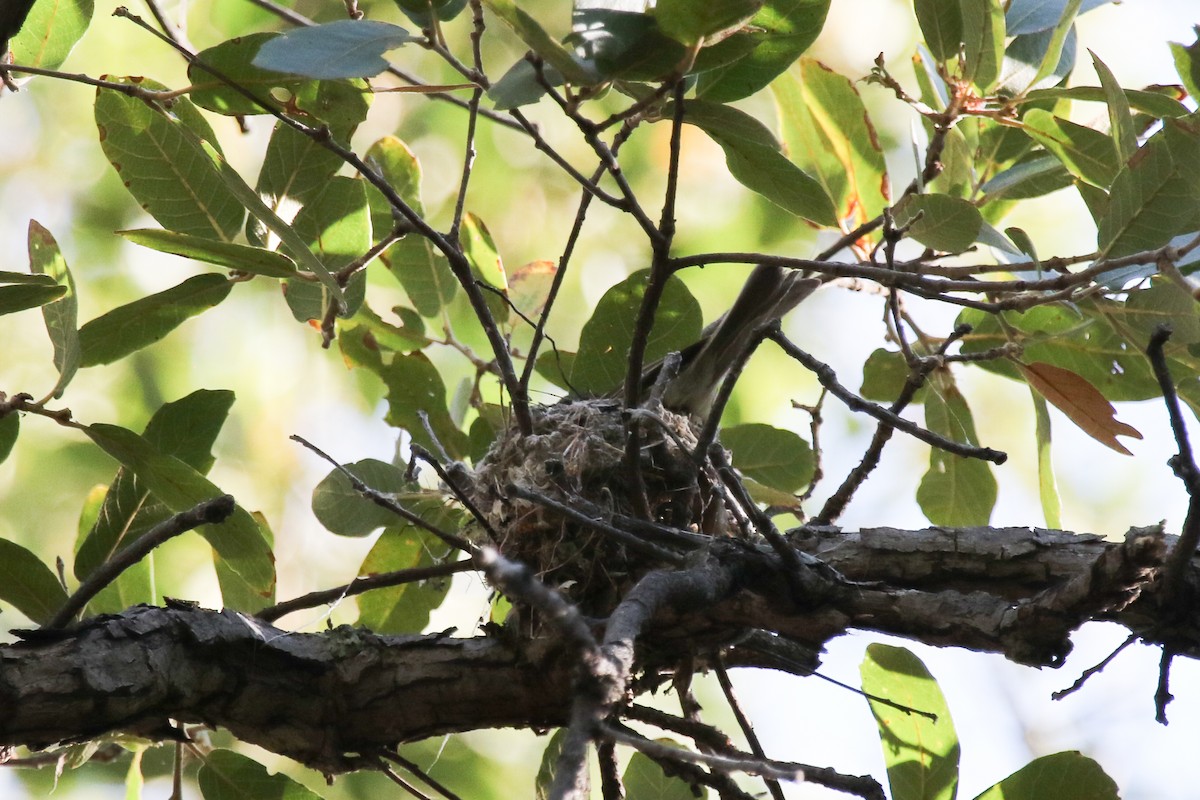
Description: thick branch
xmin=1 ymin=525 xmax=1197 ymax=771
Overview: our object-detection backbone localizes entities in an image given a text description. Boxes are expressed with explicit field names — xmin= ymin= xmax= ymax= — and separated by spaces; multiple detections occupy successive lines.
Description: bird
xmin=658 ymin=264 xmax=819 ymax=418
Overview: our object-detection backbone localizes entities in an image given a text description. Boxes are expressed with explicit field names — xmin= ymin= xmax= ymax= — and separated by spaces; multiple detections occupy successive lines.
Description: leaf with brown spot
xmin=1018 ymin=361 xmax=1142 ymax=455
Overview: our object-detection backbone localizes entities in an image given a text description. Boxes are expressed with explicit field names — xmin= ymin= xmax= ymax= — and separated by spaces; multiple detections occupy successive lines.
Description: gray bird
xmin=658 ymin=265 xmax=819 ymax=418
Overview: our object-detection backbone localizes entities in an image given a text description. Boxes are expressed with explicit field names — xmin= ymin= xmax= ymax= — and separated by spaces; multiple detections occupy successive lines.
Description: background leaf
xmin=312 ymin=459 xmax=411 ymax=537
xmin=894 ymin=195 xmax=983 ymax=252
xmin=10 ymin=0 xmax=92 ymax=70
xmin=357 ymin=525 xmax=458 ymax=634
xmin=120 ymin=229 xmax=297 ymax=279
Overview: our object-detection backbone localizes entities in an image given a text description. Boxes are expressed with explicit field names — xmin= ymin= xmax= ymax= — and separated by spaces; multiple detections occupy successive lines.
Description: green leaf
xmin=482 ymin=0 xmax=594 ymax=85
xmin=461 ymin=213 xmax=507 ymax=292
xmin=1170 ymin=26 xmax=1200 ymax=104
xmin=774 ymin=58 xmax=890 ymax=229
xmin=251 ymin=83 xmax=370 ymax=247
xmin=570 ymin=270 xmax=702 ymax=397
xmin=1089 ymin=50 xmax=1135 ymax=162
xmin=1024 ymin=86 xmax=1189 ymax=119
xmin=722 ymin=423 xmax=814 ymax=492
xmin=0 ymin=413 xmax=17 ymax=465
xmin=78 ymin=274 xmax=232 ymax=367
xmin=0 ymin=539 xmax=69 ymax=625
xmin=367 ymin=136 xmax=457 ymax=316
xmin=973 ymin=752 xmax=1118 ymax=800
xmin=290 ymin=175 xmax=372 ymax=317
xmin=1031 ymin=390 xmax=1062 ymax=529
xmin=395 ymin=0 xmax=469 ymax=26
xmin=84 ymin=423 xmax=275 ymax=596
xmin=1019 ymin=0 xmax=1081 ymax=91
xmin=357 ymin=526 xmax=458 ymax=633
xmin=312 ymin=459 xmax=411 ymax=537
xmin=189 ymin=33 xmax=317 ymax=115
xmin=190 ymin=136 xmax=346 ymax=306
xmin=1021 ymin=109 xmax=1119 ymax=187
xmin=893 ymin=194 xmax=983 ymax=252
xmin=623 ymin=748 xmax=695 ymax=800
xmin=28 ymin=221 xmax=80 ymax=398
xmin=979 ymin=155 xmax=1071 ymax=202
xmin=535 ymin=729 xmax=569 ymax=800
xmin=0 ymin=283 xmax=66 ymax=316
xmin=488 ymin=58 xmax=556 ymax=110
xmin=95 ymin=81 xmax=246 ymax=241
xmin=696 ymin=0 xmax=830 ymax=102
xmin=999 ymin=25 xmax=1077 ymax=95
xmin=1098 ymin=120 xmax=1200 ymax=258
xmin=958 ymin=305 xmax=1161 ymax=402
xmin=861 ymin=644 xmax=960 ymax=800
xmin=344 ymin=304 xmax=431 ymax=355
xmin=960 ymin=0 xmax=1004 ymax=90
xmin=252 ymin=20 xmax=415 ymax=79
xmin=916 ymin=374 xmax=996 ymax=526
xmin=10 ymin=0 xmax=92 ymax=70
xmin=914 ymin=0 xmax=962 ymax=62
xmin=120 ymin=229 xmax=297 ymax=279
xmin=655 ymin=0 xmax=761 ymax=46
xmin=198 ymin=749 xmax=322 ymax=800
xmin=682 ymin=100 xmax=838 ymax=225
xmin=75 ymin=390 xmax=236 ymax=587
xmin=568 ymin=8 xmax=686 ymax=82
xmin=861 ymin=348 xmax=926 ymax=404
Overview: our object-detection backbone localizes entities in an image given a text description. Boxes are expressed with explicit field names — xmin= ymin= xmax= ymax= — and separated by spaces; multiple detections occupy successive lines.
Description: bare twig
xmin=715 ymin=656 xmax=785 ymax=800
xmin=291 ymin=435 xmax=477 ymax=553
xmin=504 ymin=484 xmax=687 ymax=564
xmin=46 ymin=495 xmax=236 ymax=629
xmin=768 ymin=328 xmax=1007 ymax=464
xmin=1146 ymin=325 xmax=1200 ymax=602
xmin=256 ymin=560 xmax=474 ymax=623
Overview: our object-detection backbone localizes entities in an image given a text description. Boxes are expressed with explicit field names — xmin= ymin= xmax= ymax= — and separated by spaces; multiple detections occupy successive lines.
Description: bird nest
xmin=470 ymin=399 xmax=727 ymax=613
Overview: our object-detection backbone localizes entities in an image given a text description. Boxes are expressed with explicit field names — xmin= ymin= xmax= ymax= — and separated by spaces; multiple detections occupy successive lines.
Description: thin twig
xmin=768 ymin=328 xmax=1007 ymax=464
xmin=1052 ymin=633 xmax=1138 ymax=700
xmin=290 ymin=435 xmax=477 ymax=553
xmin=0 ymin=63 xmax=174 ymax=99
xmin=814 ymin=324 xmax=972 ymax=524
xmin=410 ymin=444 xmax=500 ymax=542
xmin=46 ymin=495 xmax=236 ymax=629
xmin=1146 ymin=325 xmax=1200 ymax=603
xmin=255 ymin=560 xmax=474 ymax=623
xmin=505 ymin=484 xmax=686 ymax=564
xmin=380 ymin=750 xmax=466 ymax=800
xmin=715 ymin=656 xmax=785 ymax=800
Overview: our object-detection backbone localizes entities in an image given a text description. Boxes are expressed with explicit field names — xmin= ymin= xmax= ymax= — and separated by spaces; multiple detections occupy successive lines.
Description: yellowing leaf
xmin=508 ymin=259 xmax=556 ymax=324
xmin=1018 ymin=361 xmax=1142 ymax=455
